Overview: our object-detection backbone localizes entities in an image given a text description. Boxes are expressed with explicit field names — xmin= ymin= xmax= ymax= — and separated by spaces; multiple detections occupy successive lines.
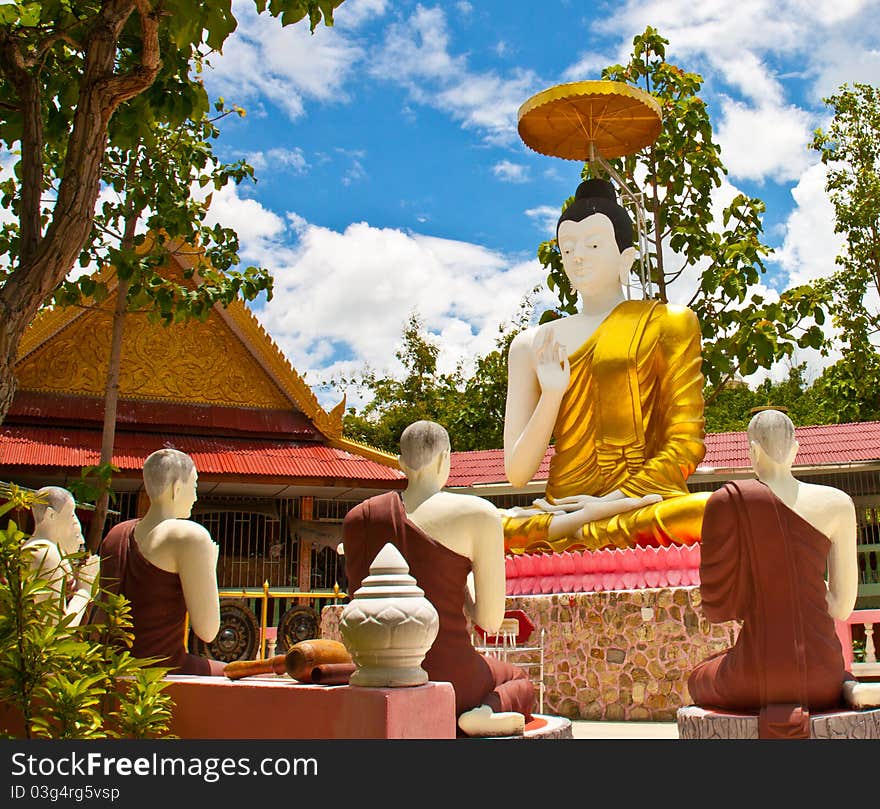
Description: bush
xmin=0 ymin=487 xmax=174 ymax=739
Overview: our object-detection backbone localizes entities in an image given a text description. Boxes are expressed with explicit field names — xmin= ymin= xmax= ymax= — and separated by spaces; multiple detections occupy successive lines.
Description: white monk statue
xmin=97 ymin=449 xmax=224 ymax=675
xmin=24 ymin=486 xmax=99 ymax=626
xmin=343 ymin=421 xmax=535 ymax=736
xmin=502 ymin=178 xmax=709 ymax=555
xmin=689 ymin=409 xmax=865 ymax=736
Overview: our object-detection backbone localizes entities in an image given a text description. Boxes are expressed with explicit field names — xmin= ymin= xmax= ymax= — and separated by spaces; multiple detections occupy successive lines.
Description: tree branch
xmin=0 ymin=29 xmax=43 ymax=265
xmin=0 ymin=1 xmax=161 ymax=371
xmin=34 ymin=31 xmax=85 ymax=64
xmin=98 ymin=0 xmax=162 ymax=110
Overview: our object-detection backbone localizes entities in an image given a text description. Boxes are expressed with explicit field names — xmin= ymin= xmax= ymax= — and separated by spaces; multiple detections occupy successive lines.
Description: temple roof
xmin=0 ymin=426 xmax=403 ymax=484
xmin=446 ymin=421 xmax=880 ymax=488
xmin=8 ymin=243 xmax=399 ymax=474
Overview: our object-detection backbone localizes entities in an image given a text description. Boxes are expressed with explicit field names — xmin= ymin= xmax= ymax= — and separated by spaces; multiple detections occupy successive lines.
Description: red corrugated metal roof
xmin=446 ymin=421 xmax=880 ymax=487
xmin=0 ymin=426 xmax=404 ymax=482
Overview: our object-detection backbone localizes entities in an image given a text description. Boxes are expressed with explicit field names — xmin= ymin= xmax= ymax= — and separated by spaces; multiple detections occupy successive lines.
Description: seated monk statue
xmin=503 ymin=178 xmax=710 ymax=554
xmin=688 ymin=409 xmax=860 ymax=738
xmin=24 ymin=486 xmax=100 ymax=627
xmin=97 ymin=449 xmax=225 ymax=675
xmin=343 ymin=420 xmax=535 ymax=737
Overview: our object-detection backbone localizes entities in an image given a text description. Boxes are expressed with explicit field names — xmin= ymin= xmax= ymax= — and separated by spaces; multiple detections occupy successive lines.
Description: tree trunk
xmin=86 ymin=275 xmax=130 ymax=552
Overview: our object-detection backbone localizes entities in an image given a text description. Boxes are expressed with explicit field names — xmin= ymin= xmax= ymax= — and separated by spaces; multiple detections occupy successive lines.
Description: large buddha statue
xmin=502 ymin=178 xmax=710 ymax=554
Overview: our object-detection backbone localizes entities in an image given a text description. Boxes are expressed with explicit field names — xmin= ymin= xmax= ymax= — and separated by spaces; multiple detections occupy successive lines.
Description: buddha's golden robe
xmin=503 ymin=299 xmax=710 ymax=554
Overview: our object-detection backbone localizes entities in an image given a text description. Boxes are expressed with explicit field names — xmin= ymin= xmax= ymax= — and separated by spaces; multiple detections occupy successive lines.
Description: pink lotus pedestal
xmin=504 ymin=544 xmax=702 ymax=596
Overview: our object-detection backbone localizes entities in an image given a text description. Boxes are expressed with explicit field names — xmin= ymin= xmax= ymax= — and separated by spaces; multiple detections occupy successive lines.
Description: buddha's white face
xmin=558 ymin=213 xmax=631 ymax=298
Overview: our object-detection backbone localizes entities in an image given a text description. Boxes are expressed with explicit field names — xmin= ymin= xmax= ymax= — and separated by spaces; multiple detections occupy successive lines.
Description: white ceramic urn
xmin=339 ymin=542 xmax=439 ymax=687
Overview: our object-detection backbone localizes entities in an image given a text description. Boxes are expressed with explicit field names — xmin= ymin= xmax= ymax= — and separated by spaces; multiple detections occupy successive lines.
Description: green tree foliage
xmin=0 ymin=486 xmax=173 ymax=738
xmin=810 ymin=82 xmax=880 ymax=419
xmin=538 ymin=27 xmax=827 ymax=398
xmin=703 ymin=365 xmax=840 ymax=432
xmin=53 ymin=100 xmax=273 ymax=322
xmin=335 ymin=297 xmax=535 ymax=453
xmin=0 ymin=0 xmax=342 ymax=423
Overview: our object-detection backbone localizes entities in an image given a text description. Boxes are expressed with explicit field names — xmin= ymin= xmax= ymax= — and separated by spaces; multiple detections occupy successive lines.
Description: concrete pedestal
xmin=164 ymin=676 xmax=457 ymax=739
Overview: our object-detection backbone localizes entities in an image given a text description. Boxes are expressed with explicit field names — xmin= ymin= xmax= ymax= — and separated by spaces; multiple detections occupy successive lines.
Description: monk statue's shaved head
xmin=143 ymin=448 xmax=196 ymax=498
xmin=399 ymin=421 xmax=450 ymax=471
xmin=748 ymin=409 xmax=796 ymax=464
xmin=31 ymin=485 xmax=75 ymax=523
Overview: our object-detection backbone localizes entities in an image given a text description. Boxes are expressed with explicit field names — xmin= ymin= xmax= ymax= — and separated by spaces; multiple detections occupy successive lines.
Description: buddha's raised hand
xmin=534 ymin=327 xmax=570 ymax=395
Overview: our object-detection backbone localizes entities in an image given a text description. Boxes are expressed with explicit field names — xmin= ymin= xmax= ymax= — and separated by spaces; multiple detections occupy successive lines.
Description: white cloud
xmin=524 ymin=205 xmax=560 ymax=236
xmin=717 ymin=52 xmax=784 ymax=106
xmin=246 ymin=147 xmax=308 ymax=174
xmin=715 ymin=97 xmax=814 ymax=183
xmin=811 ymin=39 xmax=880 ymax=98
xmin=336 ymin=149 xmax=367 ymax=185
xmin=492 ymin=160 xmax=529 ymax=183
xmin=595 ymin=0 xmax=880 ymax=104
xmin=192 ymin=181 xmax=558 ymax=407
xmin=201 ymin=182 xmax=288 ymax=265
xmin=334 ymin=0 xmax=389 ymax=29
xmin=368 ymin=5 xmax=542 ymax=144
xmin=562 ymin=52 xmax=615 ymax=82
xmin=775 ymin=162 xmax=844 ymax=286
xmin=256 ymin=218 xmax=555 ymax=399
xmin=205 ymin=1 xmax=367 ymax=121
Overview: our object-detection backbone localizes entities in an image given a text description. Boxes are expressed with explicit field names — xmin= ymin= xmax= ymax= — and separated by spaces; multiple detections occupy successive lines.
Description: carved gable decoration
xmin=16 ymin=249 xmax=310 ymax=414
xmin=17 ymin=299 xmax=293 ymax=409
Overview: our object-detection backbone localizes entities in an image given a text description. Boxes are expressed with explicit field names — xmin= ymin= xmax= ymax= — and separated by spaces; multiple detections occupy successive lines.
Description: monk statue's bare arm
xmin=172 ymin=523 xmax=221 ymax=642
xmin=826 ymin=493 xmax=858 ymax=621
xmin=504 ymin=329 xmax=568 ymax=488
xmin=467 ymin=503 xmax=507 ymax=634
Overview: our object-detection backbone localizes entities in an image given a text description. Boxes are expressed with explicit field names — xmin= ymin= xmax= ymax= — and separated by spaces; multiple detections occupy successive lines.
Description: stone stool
xmin=677 ymin=705 xmax=880 ymax=739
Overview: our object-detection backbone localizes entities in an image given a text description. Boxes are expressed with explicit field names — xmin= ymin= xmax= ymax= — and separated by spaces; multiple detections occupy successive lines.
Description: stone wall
xmin=322 ymin=586 xmax=739 ymax=722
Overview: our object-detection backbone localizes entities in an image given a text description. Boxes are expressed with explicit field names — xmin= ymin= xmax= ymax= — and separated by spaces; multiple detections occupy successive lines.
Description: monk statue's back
xmin=502 ymin=179 xmax=710 ymax=554
xmin=343 ymin=421 xmax=535 ymax=737
xmin=688 ymin=409 xmax=860 ymax=737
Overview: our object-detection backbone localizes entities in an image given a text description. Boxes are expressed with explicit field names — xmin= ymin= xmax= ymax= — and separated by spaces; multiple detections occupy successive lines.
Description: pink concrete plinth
xmin=677 ymin=704 xmax=880 ymax=739
xmin=164 ymin=676 xmax=457 ymax=739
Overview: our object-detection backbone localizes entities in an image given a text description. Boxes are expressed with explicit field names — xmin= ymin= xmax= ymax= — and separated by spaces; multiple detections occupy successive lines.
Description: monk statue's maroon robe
xmin=688 ymin=479 xmax=846 ymax=738
xmin=97 ymin=520 xmax=225 ymax=676
xmin=343 ymin=492 xmax=535 ymax=719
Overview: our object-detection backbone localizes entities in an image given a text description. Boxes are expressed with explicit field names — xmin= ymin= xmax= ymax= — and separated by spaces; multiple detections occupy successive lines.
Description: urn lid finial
xmin=353 ymin=541 xmax=426 ymax=600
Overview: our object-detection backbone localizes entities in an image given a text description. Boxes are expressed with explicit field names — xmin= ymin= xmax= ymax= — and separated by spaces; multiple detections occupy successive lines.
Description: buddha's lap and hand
xmin=502 ymin=489 xmax=710 ymax=554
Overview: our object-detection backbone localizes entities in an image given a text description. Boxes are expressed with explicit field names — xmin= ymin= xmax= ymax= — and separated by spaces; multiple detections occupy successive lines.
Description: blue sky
xmin=196 ymin=0 xmax=880 ymax=406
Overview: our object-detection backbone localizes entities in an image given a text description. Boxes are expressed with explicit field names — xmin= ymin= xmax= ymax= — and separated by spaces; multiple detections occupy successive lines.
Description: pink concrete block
xmin=163 ymin=676 xmax=457 ymax=739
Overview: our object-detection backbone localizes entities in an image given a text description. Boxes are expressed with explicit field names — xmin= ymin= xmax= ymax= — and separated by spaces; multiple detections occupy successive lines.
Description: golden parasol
xmin=517 ymin=80 xmax=662 ymax=161
xmin=518 ymin=80 xmax=662 ymax=297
